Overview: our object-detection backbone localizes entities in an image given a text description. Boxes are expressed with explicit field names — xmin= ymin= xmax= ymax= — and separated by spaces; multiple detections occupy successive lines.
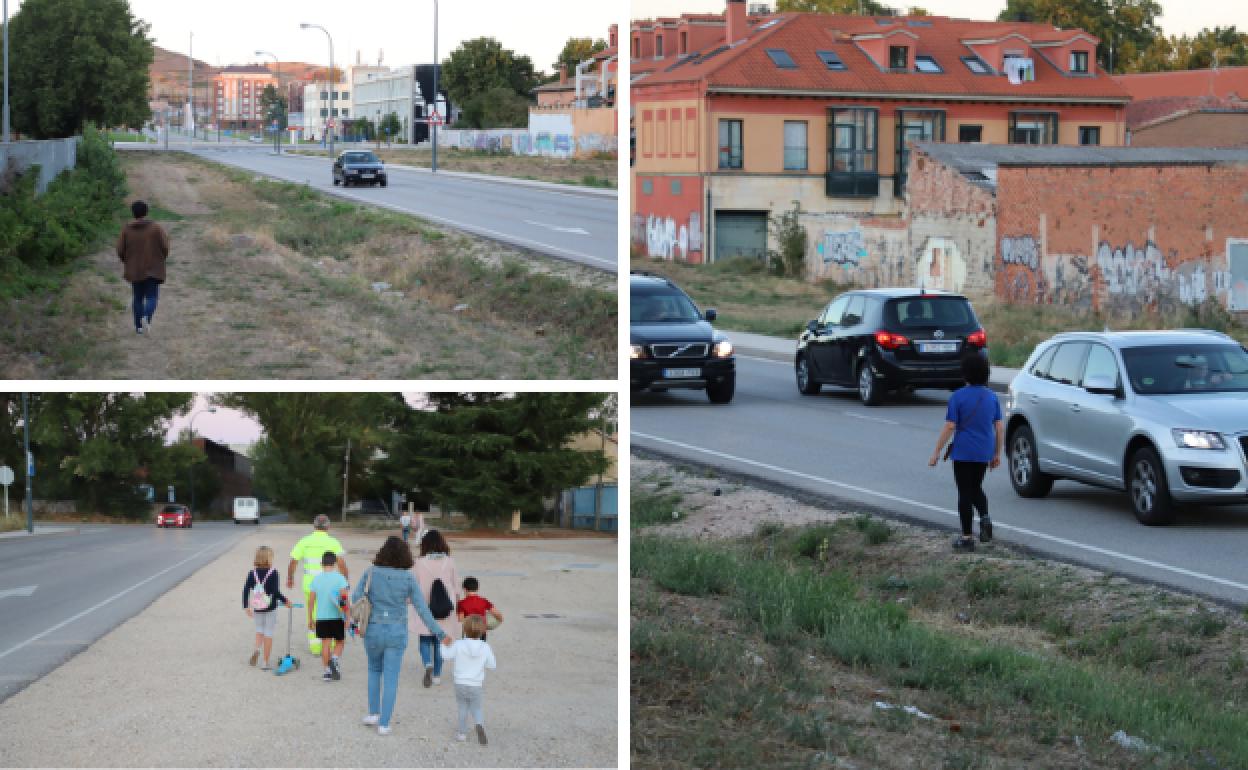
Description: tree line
xmin=0 ymin=393 xmax=614 ymax=526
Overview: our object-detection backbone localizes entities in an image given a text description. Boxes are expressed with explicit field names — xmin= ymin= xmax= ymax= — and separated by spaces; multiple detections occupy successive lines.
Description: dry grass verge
xmin=0 ymin=153 xmax=615 ymax=379
xmin=632 ymin=455 xmax=1248 ymax=769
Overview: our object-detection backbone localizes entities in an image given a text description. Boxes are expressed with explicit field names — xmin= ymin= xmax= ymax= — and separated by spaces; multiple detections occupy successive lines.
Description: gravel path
xmin=0 ymin=525 xmax=617 ymax=768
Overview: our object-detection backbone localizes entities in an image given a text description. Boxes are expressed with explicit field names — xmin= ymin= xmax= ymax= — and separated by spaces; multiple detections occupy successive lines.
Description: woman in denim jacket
xmin=352 ymin=536 xmax=450 ymax=735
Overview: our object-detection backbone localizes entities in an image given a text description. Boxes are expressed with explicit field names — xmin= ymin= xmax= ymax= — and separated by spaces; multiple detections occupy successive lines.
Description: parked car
xmin=232 ymin=496 xmax=260 ymax=525
xmin=156 ymin=504 xmax=192 ymax=528
xmin=333 ymin=150 xmax=387 ymax=187
xmin=630 ymin=272 xmax=736 ymax=403
xmin=1005 ymin=330 xmax=1248 ymax=525
xmin=795 ymin=288 xmax=987 ymax=406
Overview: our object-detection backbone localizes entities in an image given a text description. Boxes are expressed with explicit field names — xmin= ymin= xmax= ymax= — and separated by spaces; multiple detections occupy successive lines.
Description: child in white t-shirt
xmin=443 ymin=614 xmax=497 ymax=745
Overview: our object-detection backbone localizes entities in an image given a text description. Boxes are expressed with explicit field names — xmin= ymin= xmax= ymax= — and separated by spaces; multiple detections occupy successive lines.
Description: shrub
xmin=767 ymin=202 xmax=808 ymax=278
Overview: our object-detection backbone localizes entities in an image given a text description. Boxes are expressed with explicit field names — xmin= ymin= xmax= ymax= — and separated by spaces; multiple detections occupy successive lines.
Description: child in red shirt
xmin=458 ymin=576 xmax=503 ymax=638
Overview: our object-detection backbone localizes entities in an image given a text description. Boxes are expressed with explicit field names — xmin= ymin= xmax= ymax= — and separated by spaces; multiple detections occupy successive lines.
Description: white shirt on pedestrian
xmin=444 ymin=638 xmax=496 ymax=686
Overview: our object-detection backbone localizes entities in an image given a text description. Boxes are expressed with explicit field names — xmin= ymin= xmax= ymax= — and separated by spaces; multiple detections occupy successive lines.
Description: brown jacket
xmin=116 ymin=219 xmax=170 ymax=283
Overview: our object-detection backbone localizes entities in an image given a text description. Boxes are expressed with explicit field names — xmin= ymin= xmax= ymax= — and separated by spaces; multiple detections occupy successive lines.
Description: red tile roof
xmin=1115 ymin=66 xmax=1248 ymax=101
xmin=1126 ymin=95 xmax=1248 ymax=130
xmin=636 ymin=13 xmax=1129 ymax=103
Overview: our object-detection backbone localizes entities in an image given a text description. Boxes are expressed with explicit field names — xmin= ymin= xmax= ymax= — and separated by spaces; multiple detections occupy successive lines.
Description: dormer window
xmin=680 ymin=31 xmax=688 ymax=55
xmin=889 ymin=45 xmax=908 ymax=70
xmin=656 ymin=36 xmax=664 ymax=57
xmin=1070 ymin=50 xmax=1089 ymax=73
xmin=915 ymin=55 xmax=942 ymax=73
xmin=633 ymin=38 xmax=641 ymax=59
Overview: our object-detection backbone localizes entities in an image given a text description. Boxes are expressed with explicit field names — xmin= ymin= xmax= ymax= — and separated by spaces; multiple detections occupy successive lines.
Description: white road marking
xmin=0 ymin=536 xmax=238 ymax=663
xmin=845 ymin=411 xmax=900 ymax=426
xmin=0 ymin=585 xmax=37 ymax=600
xmin=523 ymin=220 xmax=591 ymax=235
xmin=632 ymin=431 xmax=1248 ymax=595
xmin=736 ymin=354 xmax=790 ymax=364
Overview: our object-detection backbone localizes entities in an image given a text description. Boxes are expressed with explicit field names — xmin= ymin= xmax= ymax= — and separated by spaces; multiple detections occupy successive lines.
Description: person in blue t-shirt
xmin=308 ymin=551 xmax=351 ymax=681
xmin=929 ymin=354 xmax=1003 ymax=552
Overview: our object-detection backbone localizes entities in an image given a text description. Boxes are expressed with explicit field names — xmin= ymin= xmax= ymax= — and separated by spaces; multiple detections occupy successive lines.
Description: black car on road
xmin=333 ymin=150 xmax=387 ymax=187
xmin=631 ymin=272 xmax=736 ymax=403
xmin=796 ymin=288 xmax=987 ymax=405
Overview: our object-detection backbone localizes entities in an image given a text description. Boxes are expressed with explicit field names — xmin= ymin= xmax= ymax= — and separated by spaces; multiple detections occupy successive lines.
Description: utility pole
xmin=187 ymin=32 xmax=193 ymax=147
xmin=22 ymin=392 xmax=32 ymax=534
xmin=341 ymin=438 xmax=350 ymax=523
xmin=431 ymin=0 xmax=439 ymax=173
xmin=3 ymin=0 xmax=10 ymax=144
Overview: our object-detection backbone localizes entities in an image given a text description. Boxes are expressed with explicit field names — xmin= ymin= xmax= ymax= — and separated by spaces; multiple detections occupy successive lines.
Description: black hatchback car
xmin=795 ymin=288 xmax=987 ymax=405
xmin=631 ymin=272 xmax=736 ymax=403
xmin=333 ymin=150 xmax=387 ymax=187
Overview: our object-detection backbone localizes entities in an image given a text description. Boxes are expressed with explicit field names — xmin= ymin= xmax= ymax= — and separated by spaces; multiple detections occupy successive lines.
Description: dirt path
xmin=0 ymin=153 xmax=614 ymax=379
xmin=0 ymin=526 xmax=617 ymax=768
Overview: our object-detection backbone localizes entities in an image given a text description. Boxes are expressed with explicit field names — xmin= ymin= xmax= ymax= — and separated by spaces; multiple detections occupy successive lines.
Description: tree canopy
xmin=259 ymin=85 xmax=288 ymax=132
xmin=776 ymin=0 xmax=891 ymax=14
xmin=456 ymin=87 xmax=531 ymax=130
xmin=553 ymin=38 xmax=607 ymax=77
xmin=998 ymin=0 xmax=1163 ymax=73
xmin=440 ymin=37 xmax=539 ymax=110
xmin=10 ymin=0 xmax=154 ymax=138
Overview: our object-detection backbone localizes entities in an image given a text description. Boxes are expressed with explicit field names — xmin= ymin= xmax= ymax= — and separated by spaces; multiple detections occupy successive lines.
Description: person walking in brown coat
xmin=116 ymin=200 xmax=170 ymax=334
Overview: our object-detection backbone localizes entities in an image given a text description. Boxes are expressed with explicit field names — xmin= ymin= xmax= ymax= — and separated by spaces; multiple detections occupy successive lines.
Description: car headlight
xmin=1172 ymin=429 xmax=1226 ymax=450
xmin=630 ymin=344 xmax=646 ymax=360
xmin=713 ymin=339 xmax=734 ymax=358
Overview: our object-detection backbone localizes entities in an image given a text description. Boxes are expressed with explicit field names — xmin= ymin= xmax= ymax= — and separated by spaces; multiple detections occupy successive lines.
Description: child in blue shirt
xmin=308 ymin=551 xmax=350 ymax=681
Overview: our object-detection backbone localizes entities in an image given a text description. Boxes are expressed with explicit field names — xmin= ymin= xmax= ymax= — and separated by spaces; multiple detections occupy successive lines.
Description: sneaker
xmin=423 ymin=667 xmax=432 ymax=688
xmin=979 ymin=516 xmax=993 ymax=543
xmin=455 ymin=733 xmax=467 ymax=742
xmin=249 ymin=650 xmax=259 ymax=667
xmin=432 ymin=676 xmax=441 ymax=685
xmin=144 ymin=316 xmax=153 ymax=332
xmin=362 ymin=714 xmax=380 ymax=726
xmin=329 ymin=658 xmax=341 ymax=680
xmin=952 ymin=536 xmax=976 ymax=553
xmin=260 ymin=663 xmax=272 ymax=671
xmin=136 ymin=326 xmax=145 ymax=335
xmin=322 ymin=670 xmax=333 ymax=682
xmin=475 ymin=725 xmax=488 ymax=746
xmin=378 ymin=725 xmax=392 ymax=736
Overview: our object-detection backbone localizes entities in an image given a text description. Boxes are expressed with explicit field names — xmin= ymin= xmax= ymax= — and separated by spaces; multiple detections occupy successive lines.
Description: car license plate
xmin=663 ymin=368 xmax=701 ymax=378
xmin=361 ymin=173 xmax=374 ymax=179
xmin=918 ymin=342 xmax=959 ymax=354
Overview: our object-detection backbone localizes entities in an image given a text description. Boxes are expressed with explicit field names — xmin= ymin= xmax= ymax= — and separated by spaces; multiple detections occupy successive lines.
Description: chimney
xmin=609 ymin=24 xmax=618 ymax=49
xmin=726 ymin=0 xmax=748 ymax=45
xmin=560 ymin=64 xmax=568 ymax=85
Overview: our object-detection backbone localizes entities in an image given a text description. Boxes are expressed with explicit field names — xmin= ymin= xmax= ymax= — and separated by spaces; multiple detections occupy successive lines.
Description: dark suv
xmin=333 ymin=150 xmax=387 ymax=187
xmin=795 ymin=288 xmax=987 ymax=405
xmin=631 ymin=272 xmax=736 ymax=403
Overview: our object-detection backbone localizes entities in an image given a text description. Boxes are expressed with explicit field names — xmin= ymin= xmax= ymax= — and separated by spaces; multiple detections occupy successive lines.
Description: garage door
xmin=715 ymin=211 xmax=768 ymax=263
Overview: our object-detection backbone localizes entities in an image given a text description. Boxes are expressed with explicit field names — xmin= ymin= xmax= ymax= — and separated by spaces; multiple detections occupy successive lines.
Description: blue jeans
xmin=364 ymin=622 xmax=408 ymax=728
xmin=419 ymin=634 xmax=443 ymax=676
xmin=131 ymin=278 xmax=160 ymax=329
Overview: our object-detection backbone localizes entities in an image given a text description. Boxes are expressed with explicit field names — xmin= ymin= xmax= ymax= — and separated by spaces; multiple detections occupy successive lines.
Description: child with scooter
xmin=308 ymin=551 xmax=350 ymax=681
xmin=242 ymin=546 xmax=290 ymax=670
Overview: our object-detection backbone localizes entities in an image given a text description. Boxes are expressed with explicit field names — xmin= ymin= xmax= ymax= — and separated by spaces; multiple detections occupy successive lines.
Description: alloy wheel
xmin=1132 ymin=459 xmax=1157 ymax=514
xmin=1011 ymin=435 xmax=1033 ymax=486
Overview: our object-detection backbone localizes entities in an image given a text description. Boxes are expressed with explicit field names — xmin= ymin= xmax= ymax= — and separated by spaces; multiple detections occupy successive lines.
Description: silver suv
xmin=1005 ymin=330 xmax=1248 ymax=525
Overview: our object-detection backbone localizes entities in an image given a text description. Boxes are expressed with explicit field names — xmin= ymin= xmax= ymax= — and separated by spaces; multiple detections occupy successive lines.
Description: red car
xmin=156 ymin=504 xmax=192 ymax=528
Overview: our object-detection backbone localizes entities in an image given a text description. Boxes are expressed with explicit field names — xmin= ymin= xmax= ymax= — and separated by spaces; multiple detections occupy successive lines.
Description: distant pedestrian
xmin=400 ymin=512 xmax=412 ymax=543
xmin=115 ymin=200 xmax=170 ymax=335
xmin=242 ymin=545 xmax=289 ymax=670
xmin=410 ymin=530 xmax=459 ymax=688
xmin=352 ymin=536 xmax=450 ymax=736
xmin=307 ymin=551 xmax=350 ymax=682
xmin=444 ymin=614 xmax=497 ymax=745
xmin=928 ymin=354 xmax=1003 ymax=552
xmin=457 ymin=576 xmax=503 ymax=639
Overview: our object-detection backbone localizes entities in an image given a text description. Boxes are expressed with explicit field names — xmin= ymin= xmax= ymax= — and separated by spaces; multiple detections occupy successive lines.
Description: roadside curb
xmin=0 ymin=526 xmax=81 ymax=542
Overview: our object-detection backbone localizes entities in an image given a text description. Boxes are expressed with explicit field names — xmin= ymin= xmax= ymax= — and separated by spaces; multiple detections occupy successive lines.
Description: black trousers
xmin=952 ymin=461 xmax=989 ymax=536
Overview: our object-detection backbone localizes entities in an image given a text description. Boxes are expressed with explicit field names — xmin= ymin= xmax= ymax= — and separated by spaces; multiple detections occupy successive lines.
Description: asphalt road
xmin=172 ymin=144 xmax=618 ymax=271
xmin=632 ymin=355 xmax=1248 ymax=605
xmin=0 ymin=520 xmax=259 ymax=703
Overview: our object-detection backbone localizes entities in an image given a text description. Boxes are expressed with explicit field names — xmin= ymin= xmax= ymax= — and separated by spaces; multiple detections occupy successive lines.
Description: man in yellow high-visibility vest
xmin=287 ymin=515 xmax=348 ymax=655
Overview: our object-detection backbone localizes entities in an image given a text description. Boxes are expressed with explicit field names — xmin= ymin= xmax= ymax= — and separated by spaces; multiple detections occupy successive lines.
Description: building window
xmin=1071 ymin=50 xmax=1089 ymax=73
xmin=641 ymin=179 xmax=653 ymax=195
xmin=889 ymin=45 xmax=908 ymax=70
xmin=671 ymin=179 xmax=682 ymax=195
xmin=766 ymin=48 xmax=797 ymax=69
xmin=680 ymin=31 xmax=688 ymax=55
xmin=633 ymin=37 xmax=641 ymax=59
xmin=827 ymin=107 xmax=878 ymax=196
xmin=1009 ymin=111 xmax=1057 ymax=144
xmin=321 ymin=91 xmax=329 ymax=101
xmin=817 ymin=50 xmax=847 ymax=70
xmin=718 ymin=119 xmax=743 ymax=169
xmin=655 ymin=35 xmax=664 ymax=57
xmin=783 ymin=120 xmax=807 ymax=171
xmin=914 ymin=55 xmax=942 ymax=73
xmin=895 ymin=110 xmax=945 ymax=195
xmin=342 ymin=109 xmax=349 ymax=117
xmin=320 ymin=108 xmax=329 ymax=117
xmin=1079 ymin=126 xmax=1100 ymax=145
xmin=961 ymin=55 xmax=990 ymax=74
xmin=958 ymin=124 xmax=983 ymax=142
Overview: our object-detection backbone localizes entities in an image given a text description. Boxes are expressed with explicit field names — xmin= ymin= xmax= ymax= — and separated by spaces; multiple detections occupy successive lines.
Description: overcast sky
xmin=8 ymin=1 xmax=617 ymax=74
xmin=631 ymin=0 xmax=1248 ymax=40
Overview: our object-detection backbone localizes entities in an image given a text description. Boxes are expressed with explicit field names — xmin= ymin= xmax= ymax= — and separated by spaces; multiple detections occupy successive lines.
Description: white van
xmin=233 ymin=497 xmax=260 ymax=525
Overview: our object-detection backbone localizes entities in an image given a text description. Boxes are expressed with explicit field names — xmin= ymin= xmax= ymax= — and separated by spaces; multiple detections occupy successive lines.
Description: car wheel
xmin=707 ymin=376 xmax=735 ymax=404
xmin=1009 ymin=424 xmax=1053 ymax=498
xmin=380 ymin=179 xmax=387 ymax=188
xmin=233 ymin=520 xmax=238 ymax=525
xmin=1129 ymin=446 xmax=1174 ymax=526
xmin=857 ymin=363 xmax=883 ymax=406
xmin=333 ymin=178 xmax=340 ymax=186
xmin=796 ymin=355 xmax=821 ymax=395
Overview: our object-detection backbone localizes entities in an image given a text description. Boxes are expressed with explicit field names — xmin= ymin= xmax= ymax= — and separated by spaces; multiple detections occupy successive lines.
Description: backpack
xmin=250 ymin=569 xmax=272 ymax=611
xmin=428 ymin=578 xmax=454 ymax=620
xmin=350 ymin=569 xmax=373 ymax=635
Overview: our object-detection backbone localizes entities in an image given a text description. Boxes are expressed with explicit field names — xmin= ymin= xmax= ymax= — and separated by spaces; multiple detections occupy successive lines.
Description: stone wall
xmin=0 ymin=137 xmax=80 ymax=194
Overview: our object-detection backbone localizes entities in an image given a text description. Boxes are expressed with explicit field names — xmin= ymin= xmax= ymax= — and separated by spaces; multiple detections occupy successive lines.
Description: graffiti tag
xmin=1001 ymin=235 xmax=1039 ymax=270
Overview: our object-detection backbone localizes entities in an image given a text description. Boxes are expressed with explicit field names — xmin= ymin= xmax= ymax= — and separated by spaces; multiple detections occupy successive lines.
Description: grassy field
xmin=0 ymin=153 xmax=615 ymax=379
xmin=105 ymin=131 xmax=152 ymax=144
xmin=632 ymin=255 xmax=1248 ymax=368
xmin=289 ymin=146 xmax=617 ymax=188
xmin=632 ymin=456 xmax=1248 ymax=769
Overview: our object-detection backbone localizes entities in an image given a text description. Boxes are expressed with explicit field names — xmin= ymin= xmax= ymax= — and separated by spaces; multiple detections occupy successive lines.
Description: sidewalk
xmin=728 ymin=329 xmax=1020 ymax=392
xmin=0 ymin=524 xmax=617 ymax=768
xmin=0 ymin=524 xmax=79 ymax=541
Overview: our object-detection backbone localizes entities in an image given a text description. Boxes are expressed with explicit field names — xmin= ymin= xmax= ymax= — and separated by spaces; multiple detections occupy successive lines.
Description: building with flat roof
xmin=215 ymin=65 xmax=278 ymax=132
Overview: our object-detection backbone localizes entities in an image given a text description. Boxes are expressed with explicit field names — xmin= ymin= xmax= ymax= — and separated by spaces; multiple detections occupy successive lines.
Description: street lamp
xmin=256 ymin=50 xmax=282 ymax=154
xmin=4 ymin=0 xmax=11 ymax=144
xmin=20 ymin=393 xmax=31 ymax=534
xmin=300 ymin=22 xmax=335 ymax=160
xmin=187 ymin=407 xmax=217 ymax=514
xmin=430 ymin=0 xmax=439 ymax=173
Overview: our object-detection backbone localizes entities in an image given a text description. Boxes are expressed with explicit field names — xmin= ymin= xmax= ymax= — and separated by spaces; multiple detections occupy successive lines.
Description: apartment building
xmin=215 ymin=65 xmax=279 ymax=132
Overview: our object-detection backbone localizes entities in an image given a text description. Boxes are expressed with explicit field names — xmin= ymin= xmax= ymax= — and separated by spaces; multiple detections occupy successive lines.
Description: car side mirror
xmin=704 ymin=308 xmax=717 ymax=322
xmin=1083 ymin=375 xmax=1121 ymax=397
xmin=806 ymin=320 xmax=819 ymax=334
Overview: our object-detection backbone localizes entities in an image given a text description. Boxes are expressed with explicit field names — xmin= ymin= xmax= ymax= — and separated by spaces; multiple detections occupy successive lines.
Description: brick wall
xmin=906 ymin=150 xmax=998 ymax=301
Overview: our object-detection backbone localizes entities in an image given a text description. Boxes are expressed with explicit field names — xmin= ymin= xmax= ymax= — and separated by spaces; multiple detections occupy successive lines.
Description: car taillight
xmin=874 ymin=331 xmax=909 ymax=350
xmin=967 ymin=328 xmax=987 ymax=347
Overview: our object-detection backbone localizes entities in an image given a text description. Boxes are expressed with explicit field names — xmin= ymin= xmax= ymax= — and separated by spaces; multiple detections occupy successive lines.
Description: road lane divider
xmin=632 ymin=431 xmax=1248 ymax=596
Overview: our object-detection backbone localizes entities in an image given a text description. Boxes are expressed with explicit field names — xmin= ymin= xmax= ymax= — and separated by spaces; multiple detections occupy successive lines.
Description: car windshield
xmin=632 ymin=288 xmax=702 ymax=323
xmin=161 ymin=506 xmax=183 ymax=514
xmin=884 ymin=297 xmax=973 ymax=328
xmin=343 ymin=152 xmax=379 ymax=164
xmin=1121 ymin=343 xmax=1248 ymax=394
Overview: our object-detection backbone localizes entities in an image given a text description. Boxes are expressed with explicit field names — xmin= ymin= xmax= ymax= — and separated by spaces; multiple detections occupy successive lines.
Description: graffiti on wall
xmin=1001 ymin=235 xmax=1039 ymax=270
xmin=916 ymin=237 xmax=966 ymax=292
xmin=645 ymin=214 xmax=694 ymax=260
xmin=818 ymin=229 xmax=866 ymax=267
xmin=439 ymin=129 xmax=617 ymax=159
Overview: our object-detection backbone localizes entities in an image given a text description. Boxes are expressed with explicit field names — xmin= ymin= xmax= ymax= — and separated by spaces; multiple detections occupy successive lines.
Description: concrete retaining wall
xmin=0 ymin=137 xmax=80 ymax=194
